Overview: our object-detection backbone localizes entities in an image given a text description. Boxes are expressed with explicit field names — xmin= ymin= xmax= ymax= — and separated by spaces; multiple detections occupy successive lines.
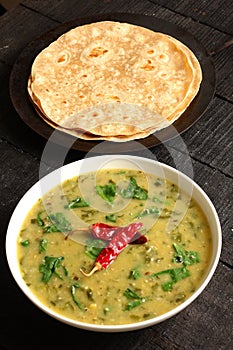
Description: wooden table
xmin=0 ymin=1 xmax=232 ymax=349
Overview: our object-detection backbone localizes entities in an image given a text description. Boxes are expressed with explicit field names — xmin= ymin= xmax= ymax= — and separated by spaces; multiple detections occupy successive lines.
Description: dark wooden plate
xmin=10 ymin=13 xmax=216 ymax=153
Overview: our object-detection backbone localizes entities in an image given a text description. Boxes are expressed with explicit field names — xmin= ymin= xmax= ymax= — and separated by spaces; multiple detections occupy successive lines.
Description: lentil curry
xmin=18 ymin=169 xmax=212 ymax=325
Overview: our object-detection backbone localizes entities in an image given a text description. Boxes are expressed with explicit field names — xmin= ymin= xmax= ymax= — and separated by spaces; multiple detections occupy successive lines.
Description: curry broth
xmin=18 ymin=169 xmax=212 ymax=325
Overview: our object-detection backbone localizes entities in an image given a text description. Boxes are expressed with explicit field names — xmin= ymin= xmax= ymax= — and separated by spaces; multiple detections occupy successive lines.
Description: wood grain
xmin=0 ymin=1 xmax=232 ymax=349
xmin=178 ymin=97 xmax=233 ymax=177
xmin=148 ymin=0 xmax=233 ymax=35
xmin=0 ymin=5 xmax=59 ymax=66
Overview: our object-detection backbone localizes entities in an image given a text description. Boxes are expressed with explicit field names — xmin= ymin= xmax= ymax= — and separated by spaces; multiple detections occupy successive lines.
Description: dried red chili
xmin=80 ymin=222 xmax=143 ymax=276
xmin=91 ymin=223 xmax=117 ymax=240
xmin=130 ymin=233 xmax=147 ymax=245
xmin=91 ymin=222 xmax=147 ymax=244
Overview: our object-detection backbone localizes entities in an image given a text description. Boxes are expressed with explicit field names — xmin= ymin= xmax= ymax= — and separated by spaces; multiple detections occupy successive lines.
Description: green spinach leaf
xmin=39 ymin=238 xmax=48 ymax=253
xmin=65 ymin=197 xmax=89 ymax=209
xmin=121 ymin=177 xmax=148 ymax=200
xmin=124 ymin=288 xmax=143 ymax=300
xmin=48 ymin=213 xmax=72 ymax=232
xmin=105 ymin=213 xmax=117 ymax=223
xmin=138 ymin=207 xmax=159 ymax=218
xmin=125 ymin=300 xmax=142 ymax=310
xmin=20 ymin=239 xmax=30 ymax=247
xmin=39 ymin=256 xmax=64 ymax=282
xmin=123 ymin=288 xmax=147 ymax=310
xmin=96 ymin=181 xmax=116 ymax=203
xmin=71 ymin=283 xmax=85 ymax=311
xmin=36 ymin=212 xmax=72 ymax=233
xmin=173 ymin=243 xmax=200 ymax=266
xmin=36 ymin=212 xmax=44 ymax=227
xmin=129 ymin=268 xmax=140 ymax=280
xmin=149 ymin=267 xmax=190 ymax=291
xmin=85 ymin=239 xmax=106 ymax=259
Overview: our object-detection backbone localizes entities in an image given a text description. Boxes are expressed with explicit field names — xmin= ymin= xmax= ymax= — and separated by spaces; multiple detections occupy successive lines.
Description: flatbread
xmin=28 ymin=21 xmax=202 ymax=141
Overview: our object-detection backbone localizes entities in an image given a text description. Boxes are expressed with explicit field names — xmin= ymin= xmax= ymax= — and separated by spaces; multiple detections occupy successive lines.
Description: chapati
xmin=28 ymin=21 xmax=202 ymax=141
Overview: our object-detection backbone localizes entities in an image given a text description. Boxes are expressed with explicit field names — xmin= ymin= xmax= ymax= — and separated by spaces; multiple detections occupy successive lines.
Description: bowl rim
xmin=5 ymin=155 xmax=222 ymax=332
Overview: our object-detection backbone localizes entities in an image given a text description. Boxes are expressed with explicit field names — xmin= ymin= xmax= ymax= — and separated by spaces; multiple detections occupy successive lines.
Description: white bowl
xmin=6 ymin=155 xmax=222 ymax=332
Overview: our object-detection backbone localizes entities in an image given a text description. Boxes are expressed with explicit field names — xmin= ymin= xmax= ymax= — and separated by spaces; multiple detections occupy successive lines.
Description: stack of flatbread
xmin=28 ymin=21 xmax=202 ymax=142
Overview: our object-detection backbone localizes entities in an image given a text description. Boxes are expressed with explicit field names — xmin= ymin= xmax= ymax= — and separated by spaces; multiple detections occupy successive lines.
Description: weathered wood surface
xmin=0 ymin=1 xmax=232 ymax=349
xmin=148 ymin=0 xmax=233 ymax=35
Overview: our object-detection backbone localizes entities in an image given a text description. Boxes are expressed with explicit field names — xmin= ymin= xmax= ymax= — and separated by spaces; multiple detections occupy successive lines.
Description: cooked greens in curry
xmin=18 ymin=169 xmax=212 ymax=325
